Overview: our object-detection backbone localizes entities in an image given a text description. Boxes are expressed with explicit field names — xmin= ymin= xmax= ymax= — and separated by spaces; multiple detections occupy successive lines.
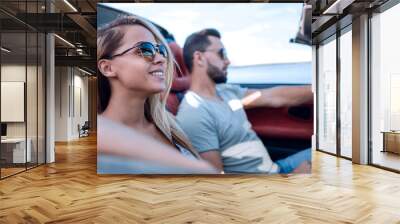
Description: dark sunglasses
xmin=103 ymin=41 xmax=168 ymax=61
xmin=204 ymin=48 xmax=228 ymax=60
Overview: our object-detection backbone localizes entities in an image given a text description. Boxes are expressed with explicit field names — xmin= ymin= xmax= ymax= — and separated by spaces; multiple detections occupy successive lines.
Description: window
xmin=0 ymin=1 xmax=46 ymax=179
xmin=370 ymin=2 xmax=400 ymax=171
xmin=339 ymin=29 xmax=352 ymax=158
xmin=317 ymin=37 xmax=337 ymax=154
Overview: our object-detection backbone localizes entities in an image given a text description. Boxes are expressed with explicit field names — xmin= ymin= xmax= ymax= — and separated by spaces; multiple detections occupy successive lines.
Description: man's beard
xmin=206 ymin=62 xmax=227 ymax=84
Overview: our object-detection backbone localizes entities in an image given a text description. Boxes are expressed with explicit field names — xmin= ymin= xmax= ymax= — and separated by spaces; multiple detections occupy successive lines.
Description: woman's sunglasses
xmin=103 ymin=41 xmax=168 ymax=61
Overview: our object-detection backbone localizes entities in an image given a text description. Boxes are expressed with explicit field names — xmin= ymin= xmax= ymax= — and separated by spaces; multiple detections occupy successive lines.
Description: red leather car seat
xmin=166 ymin=42 xmax=191 ymax=115
xmin=246 ymin=99 xmax=313 ymax=140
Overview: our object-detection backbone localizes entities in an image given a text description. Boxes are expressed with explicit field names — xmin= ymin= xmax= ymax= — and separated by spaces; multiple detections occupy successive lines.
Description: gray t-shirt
xmin=176 ymin=84 xmax=277 ymax=173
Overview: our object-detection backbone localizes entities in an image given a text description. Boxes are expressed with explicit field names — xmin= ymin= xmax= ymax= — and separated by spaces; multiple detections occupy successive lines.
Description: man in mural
xmin=176 ymin=28 xmax=313 ymax=174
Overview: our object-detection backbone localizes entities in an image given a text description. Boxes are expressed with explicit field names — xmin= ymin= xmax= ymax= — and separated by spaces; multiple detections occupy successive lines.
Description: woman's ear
xmin=98 ymin=59 xmax=117 ymax=78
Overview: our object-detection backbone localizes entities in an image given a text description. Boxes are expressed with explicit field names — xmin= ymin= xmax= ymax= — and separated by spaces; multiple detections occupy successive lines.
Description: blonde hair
xmin=97 ymin=15 xmax=199 ymax=158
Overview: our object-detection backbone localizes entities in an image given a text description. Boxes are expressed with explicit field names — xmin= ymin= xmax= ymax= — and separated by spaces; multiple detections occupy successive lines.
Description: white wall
xmin=54 ymin=66 xmax=89 ymax=141
xmin=1 ymin=65 xmax=26 ymax=140
xmin=1 ymin=63 xmax=46 ymax=164
xmin=72 ymin=73 xmax=89 ymax=138
xmin=55 ymin=66 xmax=69 ymax=141
xmin=1 ymin=65 xmax=37 ymax=137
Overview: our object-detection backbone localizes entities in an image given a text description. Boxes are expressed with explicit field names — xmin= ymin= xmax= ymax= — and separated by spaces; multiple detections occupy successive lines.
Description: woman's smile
xmin=148 ymin=69 xmax=165 ymax=81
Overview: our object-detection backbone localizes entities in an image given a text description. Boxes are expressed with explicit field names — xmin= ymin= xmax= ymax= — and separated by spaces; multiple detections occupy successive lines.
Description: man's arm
xmin=199 ymin=150 xmax=224 ymax=172
xmin=241 ymin=85 xmax=312 ymax=109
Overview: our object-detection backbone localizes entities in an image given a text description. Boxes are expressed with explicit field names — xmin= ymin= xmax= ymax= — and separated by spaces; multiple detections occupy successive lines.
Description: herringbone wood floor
xmin=0 ymin=135 xmax=400 ymax=224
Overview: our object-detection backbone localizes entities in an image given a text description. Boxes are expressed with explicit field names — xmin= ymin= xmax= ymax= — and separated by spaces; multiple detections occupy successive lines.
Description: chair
xmin=79 ymin=121 xmax=90 ymax=138
xmin=166 ymin=42 xmax=191 ymax=115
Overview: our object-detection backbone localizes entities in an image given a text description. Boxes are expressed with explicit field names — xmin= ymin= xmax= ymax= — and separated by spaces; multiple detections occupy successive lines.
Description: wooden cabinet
xmin=382 ymin=132 xmax=400 ymax=154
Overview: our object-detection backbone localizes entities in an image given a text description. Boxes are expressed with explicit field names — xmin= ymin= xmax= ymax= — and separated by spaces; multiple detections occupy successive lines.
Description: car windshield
xmin=227 ymin=62 xmax=311 ymax=85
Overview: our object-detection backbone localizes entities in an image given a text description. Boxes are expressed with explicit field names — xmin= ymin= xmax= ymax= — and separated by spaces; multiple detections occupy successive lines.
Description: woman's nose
xmin=152 ymin=51 xmax=166 ymax=65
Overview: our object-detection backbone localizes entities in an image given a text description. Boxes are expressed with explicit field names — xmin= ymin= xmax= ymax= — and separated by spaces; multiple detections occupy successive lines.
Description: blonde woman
xmin=97 ymin=15 xmax=215 ymax=173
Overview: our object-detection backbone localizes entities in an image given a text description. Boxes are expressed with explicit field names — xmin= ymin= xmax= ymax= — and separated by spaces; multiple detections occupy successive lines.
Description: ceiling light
xmin=63 ymin=0 xmax=78 ymax=12
xmin=78 ymin=67 xmax=93 ymax=76
xmin=323 ymin=0 xmax=355 ymax=15
xmin=1 ymin=47 xmax=11 ymax=53
xmin=54 ymin=34 xmax=75 ymax=48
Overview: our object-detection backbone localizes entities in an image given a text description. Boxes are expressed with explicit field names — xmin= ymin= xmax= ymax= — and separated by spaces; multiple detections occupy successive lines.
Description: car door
xmin=228 ymin=62 xmax=313 ymax=161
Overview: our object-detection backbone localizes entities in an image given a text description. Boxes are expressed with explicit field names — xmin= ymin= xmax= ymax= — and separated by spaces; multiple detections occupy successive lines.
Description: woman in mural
xmin=97 ymin=15 xmax=216 ymax=174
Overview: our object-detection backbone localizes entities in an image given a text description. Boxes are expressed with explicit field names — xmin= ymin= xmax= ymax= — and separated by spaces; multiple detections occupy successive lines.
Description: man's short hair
xmin=183 ymin=28 xmax=221 ymax=73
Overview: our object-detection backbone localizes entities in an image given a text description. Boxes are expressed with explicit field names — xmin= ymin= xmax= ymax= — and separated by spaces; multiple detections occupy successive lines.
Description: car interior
xmin=165 ymin=40 xmax=313 ymax=161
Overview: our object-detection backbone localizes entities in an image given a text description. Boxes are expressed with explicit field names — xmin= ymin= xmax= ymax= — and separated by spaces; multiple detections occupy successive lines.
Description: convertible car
xmin=98 ymin=4 xmax=313 ymax=161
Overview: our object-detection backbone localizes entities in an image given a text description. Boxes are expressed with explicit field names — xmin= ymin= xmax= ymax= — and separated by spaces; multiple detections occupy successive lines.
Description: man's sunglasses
xmin=103 ymin=41 xmax=168 ymax=61
xmin=204 ymin=48 xmax=228 ymax=61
